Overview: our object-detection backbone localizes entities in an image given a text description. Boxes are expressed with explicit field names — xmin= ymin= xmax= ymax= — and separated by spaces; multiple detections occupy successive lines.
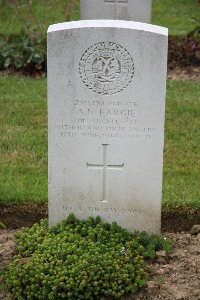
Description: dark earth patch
xmin=0 ymin=203 xmax=48 ymax=229
xmin=168 ymin=65 xmax=200 ymax=81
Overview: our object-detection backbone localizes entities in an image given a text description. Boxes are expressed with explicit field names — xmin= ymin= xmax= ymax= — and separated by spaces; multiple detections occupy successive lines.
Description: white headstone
xmin=48 ymin=20 xmax=168 ymax=234
xmin=81 ymin=0 xmax=152 ymax=23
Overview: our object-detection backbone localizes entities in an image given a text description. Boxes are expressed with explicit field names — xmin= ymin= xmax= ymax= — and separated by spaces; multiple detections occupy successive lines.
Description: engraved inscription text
xmin=105 ymin=0 xmax=128 ymax=3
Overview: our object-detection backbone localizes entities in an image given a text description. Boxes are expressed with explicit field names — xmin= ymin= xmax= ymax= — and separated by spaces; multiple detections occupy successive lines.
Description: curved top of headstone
xmin=48 ymin=20 xmax=168 ymax=36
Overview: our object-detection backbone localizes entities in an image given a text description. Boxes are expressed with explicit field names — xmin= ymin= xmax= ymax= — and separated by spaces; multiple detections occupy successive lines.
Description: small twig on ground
xmin=24 ymin=0 xmax=43 ymax=36
xmin=12 ymin=0 xmax=29 ymax=33
xmin=65 ymin=0 xmax=73 ymax=21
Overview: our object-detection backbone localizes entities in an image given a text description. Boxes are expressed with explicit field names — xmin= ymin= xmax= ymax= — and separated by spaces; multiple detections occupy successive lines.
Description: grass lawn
xmin=152 ymin=0 xmax=200 ymax=35
xmin=163 ymin=81 xmax=200 ymax=208
xmin=0 ymin=76 xmax=47 ymax=203
xmin=0 ymin=0 xmax=199 ymax=36
xmin=0 ymin=76 xmax=199 ymax=207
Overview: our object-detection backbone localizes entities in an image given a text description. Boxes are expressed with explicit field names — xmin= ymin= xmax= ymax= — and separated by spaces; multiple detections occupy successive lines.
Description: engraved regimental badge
xmin=79 ymin=42 xmax=134 ymax=95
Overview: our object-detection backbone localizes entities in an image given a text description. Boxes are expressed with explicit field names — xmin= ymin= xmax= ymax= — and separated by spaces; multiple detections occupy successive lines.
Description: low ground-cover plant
xmin=5 ymin=214 xmax=172 ymax=300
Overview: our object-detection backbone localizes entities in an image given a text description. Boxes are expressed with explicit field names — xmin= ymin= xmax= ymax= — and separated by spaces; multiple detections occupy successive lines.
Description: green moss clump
xmin=5 ymin=214 xmax=172 ymax=300
xmin=0 ymin=221 xmax=6 ymax=229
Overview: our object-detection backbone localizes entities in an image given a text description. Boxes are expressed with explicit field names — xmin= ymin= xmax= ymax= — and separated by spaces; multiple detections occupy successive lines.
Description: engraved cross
xmin=87 ymin=144 xmax=124 ymax=203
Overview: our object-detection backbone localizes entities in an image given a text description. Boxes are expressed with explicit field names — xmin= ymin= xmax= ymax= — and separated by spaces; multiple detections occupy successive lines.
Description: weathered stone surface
xmin=81 ymin=0 xmax=152 ymax=23
xmin=47 ymin=20 xmax=168 ymax=233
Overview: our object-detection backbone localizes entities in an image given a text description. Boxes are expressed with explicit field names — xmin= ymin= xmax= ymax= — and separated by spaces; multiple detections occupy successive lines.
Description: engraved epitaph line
xmin=105 ymin=0 xmax=128 ymax=3
xmin=87 ymin=144 xmax=124 ymax=202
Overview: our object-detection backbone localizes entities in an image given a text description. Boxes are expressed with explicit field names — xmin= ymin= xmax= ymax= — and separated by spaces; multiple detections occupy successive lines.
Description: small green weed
xmin=5 ymin=214 xmax=172 ymax=300
xmin=159 ymin=276 xmax=166 ymax=284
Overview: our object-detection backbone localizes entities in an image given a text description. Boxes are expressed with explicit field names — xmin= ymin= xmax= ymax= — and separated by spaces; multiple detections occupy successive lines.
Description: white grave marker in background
xmin=48 ymin=20 xmax=168 ymax=233
xmin=81 ymin=0 xmax=152 ymax=23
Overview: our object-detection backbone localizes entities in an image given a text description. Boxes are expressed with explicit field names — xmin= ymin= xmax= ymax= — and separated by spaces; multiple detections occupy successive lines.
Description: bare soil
xmin=168 ymin=66 xmax=200 ymax=81
xmin=135 ymin=231 xmax=200 ymax=300
xmin=0 ymin=203 xmax=48 ymax=229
